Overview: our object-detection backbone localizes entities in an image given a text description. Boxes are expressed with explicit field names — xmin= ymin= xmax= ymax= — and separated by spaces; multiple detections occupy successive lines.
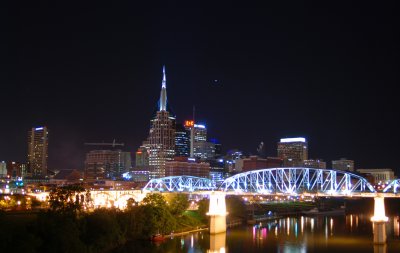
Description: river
xmin=114 ymin=213 xmax=400 ymax=253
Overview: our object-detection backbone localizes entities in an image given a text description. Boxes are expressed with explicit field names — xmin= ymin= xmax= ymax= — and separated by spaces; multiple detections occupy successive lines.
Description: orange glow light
xmin=184 ymin=120 xmax=194 ymax=127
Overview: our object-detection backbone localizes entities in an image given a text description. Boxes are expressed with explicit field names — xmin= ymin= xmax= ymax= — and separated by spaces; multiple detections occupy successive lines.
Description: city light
xmin=184 ymin=120 xmax=194 ymax=127
xmin=280 ymin=137 xmax=306 ymax=143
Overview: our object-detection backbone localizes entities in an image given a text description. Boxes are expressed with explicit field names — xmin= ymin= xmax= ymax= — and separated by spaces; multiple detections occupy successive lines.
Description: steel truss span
xmin=220 ymin=168 xmax=375 ymax=195
xmin=143 ymin=176 xmax=216 ymax=192
xmin=383 ymin=179 xmax=400 ymax=193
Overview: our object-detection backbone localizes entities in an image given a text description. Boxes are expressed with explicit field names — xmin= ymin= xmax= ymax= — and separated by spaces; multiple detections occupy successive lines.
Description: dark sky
xmin=2 ymin=2 xmax=399 ymax=173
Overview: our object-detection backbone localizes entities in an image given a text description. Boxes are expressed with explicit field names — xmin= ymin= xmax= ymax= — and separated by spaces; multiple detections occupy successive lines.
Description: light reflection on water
xmin=114 ymin=214 xmax=400 ymax=253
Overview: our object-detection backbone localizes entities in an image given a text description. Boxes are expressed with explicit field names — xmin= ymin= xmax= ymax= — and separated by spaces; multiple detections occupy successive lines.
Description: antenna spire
xmin=159 ymin=65 xmax=167 ymax=111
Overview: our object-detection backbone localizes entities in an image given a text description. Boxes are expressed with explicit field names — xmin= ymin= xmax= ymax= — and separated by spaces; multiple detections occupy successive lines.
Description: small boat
xmin=151 ymin=233 xmax=165 ymax=242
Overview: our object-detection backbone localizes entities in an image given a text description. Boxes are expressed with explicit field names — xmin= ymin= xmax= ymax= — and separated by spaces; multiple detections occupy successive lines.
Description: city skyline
xmin=3 ymin=2 xmax=399 ymax=173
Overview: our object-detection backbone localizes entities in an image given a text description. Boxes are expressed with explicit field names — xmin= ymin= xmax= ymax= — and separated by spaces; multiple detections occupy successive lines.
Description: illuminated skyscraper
xmin=135 ymin=145 xmax=150 ymax=167
xmin=27 ymin=126 xmax=49 ymax=177
xmin=184 ymin=121 xmax=210 ymax=159
xmin=192 ymin=123 xmax=207 ymax=142
xmin=175 ymin=123 xmax=190 ymax=157
xmin=84 ymin=149 xmax=131 ymax=180
xmin=277 ymin=137 xmax=308 ymax=167
xmin=144 ymin=66 xmax=176 ymax=178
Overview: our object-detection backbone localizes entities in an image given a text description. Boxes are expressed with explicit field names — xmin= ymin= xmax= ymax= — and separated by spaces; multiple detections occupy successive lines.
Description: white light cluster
xmin=280 ymin=137 xmax=306 ymax=143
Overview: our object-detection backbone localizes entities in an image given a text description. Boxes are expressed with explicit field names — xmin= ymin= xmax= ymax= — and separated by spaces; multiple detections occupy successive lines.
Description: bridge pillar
xmin=371 ymin=196 xmax=388 ymax=244
xmin=207 ymin=232 xmax=226 ymax=253
xmin=207 ymin=191 xmax=228 ymax=234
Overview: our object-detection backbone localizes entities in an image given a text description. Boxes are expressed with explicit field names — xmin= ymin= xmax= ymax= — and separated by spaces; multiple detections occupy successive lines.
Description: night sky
xmin=3 ymin=2 xmax=399 ymax=173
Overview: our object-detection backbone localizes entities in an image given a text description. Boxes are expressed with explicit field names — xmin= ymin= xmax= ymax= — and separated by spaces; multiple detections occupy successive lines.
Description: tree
xmin=168 ymin=194 xmax=189 ymax=216
xmin=126 ymin=198 xmax=136 ymax=210
xmin=137 ymin=193 xmax=179 ymax=236
xmin=48 ymin=185 xmax=85 ymax=214
xmin=141 ymin=193 xmax=167 ymax=208
xmin=197 ymin=198 xmax=209 ymax=222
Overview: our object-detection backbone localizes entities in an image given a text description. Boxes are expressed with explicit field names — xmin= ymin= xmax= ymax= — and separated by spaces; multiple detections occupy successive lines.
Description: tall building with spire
xmin=143 ymin=66 xmax=176 ymax=178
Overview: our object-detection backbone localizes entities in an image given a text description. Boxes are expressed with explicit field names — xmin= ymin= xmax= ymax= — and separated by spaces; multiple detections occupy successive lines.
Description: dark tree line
xmin=0 ymin=188 xmax=204 ymax=253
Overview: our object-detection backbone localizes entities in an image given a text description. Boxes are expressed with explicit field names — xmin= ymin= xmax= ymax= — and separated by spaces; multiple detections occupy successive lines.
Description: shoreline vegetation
xmin=0 ymin=187 xmax=212 ymax=253
xmin=0 ymin=185 xmax=248 ymax=253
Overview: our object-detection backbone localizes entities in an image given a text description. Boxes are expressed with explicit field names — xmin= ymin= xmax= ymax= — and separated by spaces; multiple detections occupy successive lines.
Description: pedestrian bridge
xmin=143 ymin=168 xmax=382 ymax=196
xmin=143 ymin=176 xmax=216 ymax=192
xmin=220 ymin=167 xmax=376 ymax=195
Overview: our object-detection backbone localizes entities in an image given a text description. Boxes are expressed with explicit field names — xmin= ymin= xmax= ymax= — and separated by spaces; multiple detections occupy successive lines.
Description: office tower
xmin=235 ymin=156 xmax=267 ymax=172
xmin=135 ymin=145 xmax=150 ymax=167
xmin=6 ymin=161 xmax=28 ymax=178
xmin=332 ymin=158 xmax=354 ymax=172
xmin=27 ymin=126 xmax=49 ymax=177
xmin=184 ymin=121 xmax=210 ymax=159
xmin=143 ymin=66 xmax=176 ymax=178
xmin=209 ymin=158 xmax=226 ymax=184
xmin=277 ymin=137 xmax=308 ymax=167
xmin=184 ymin=120 xmax=195 ymax=157
xmin=224 ymin=149 xmax=244 ymax=173
xmin=194 ymin=141 xmax=216 ymax=160
xmin=84 ymin=149 xmax=131 ymax=180
xmin=210 ymin=138 xmax=222 ymax=157
xmin=184 ymin=120 xmax=207 ymax=157
xmin=356 ymin=168 xmax=395 ymax=184
xmin=165 ymin=157 xmax=210 ymax=178
xmin=193 ymin=123 xmax=207 ymax=142
xmin=303 ymin=159 xmax=326 ymax=169
xmin=0 ymin=161 xmax=6 ymax=177
xmin=175 ymin=123 xmax=190 ymax=157
xmin=265 ymin=157 xmax=284 ymax=168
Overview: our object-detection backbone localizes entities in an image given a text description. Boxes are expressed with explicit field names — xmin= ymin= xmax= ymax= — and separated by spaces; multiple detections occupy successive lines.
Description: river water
xmin=116 ymin=214 xmax=400 ymax=253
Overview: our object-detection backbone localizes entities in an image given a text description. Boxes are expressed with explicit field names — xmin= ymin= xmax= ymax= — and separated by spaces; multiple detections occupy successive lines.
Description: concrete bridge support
xmin=207 ymin=233 xmax=226 ymax=253
xmin=371 ymin=196 xmax=388 ymax=244
xmin=207 ymin=191 xmax=228 ymax=234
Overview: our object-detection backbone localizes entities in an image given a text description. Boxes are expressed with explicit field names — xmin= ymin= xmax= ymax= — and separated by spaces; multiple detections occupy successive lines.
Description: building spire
xmin=159 ymin=65 xmax=167 ymax=111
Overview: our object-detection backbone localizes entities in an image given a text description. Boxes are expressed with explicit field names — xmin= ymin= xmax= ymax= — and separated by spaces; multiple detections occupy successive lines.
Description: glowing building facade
xmin=277 ymin=137 xmax=308 ymax=167
xmin=84 ymin=150 xmax=131 ymax=180
xmin=183 ymin=121 xmax=214 ymax=159
xmin=165 ymin=157 xmax=210 ymax=178
xmin=27 ymin=126 xmax=49 ymax=177
xmin=175 ymin=123 xmax=190 ymax=157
